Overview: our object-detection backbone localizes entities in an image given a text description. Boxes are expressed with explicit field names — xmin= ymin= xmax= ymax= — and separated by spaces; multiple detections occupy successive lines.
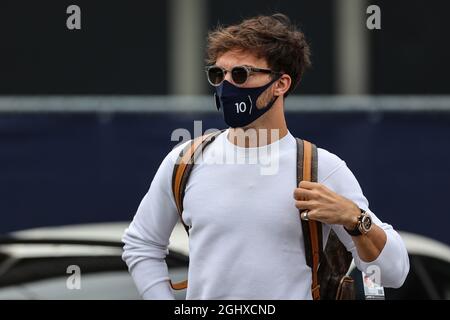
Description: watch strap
xmin=344 ymin=209 xmax=366 ymax=236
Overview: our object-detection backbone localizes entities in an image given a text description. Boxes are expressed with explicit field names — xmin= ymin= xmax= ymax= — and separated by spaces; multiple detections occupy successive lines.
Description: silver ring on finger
xmin=301 ymin=210 xmax=309 ymax=221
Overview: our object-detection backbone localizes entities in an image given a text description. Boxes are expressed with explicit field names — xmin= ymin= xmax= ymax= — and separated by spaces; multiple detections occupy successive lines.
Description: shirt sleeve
xmin=121 ymin=142 xmax=188 ymax=300
xmin=319 ymin=149 xmax=410 ymax=289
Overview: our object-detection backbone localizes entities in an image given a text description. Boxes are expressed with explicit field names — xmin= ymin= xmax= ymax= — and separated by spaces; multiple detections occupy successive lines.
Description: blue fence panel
xmin=1 ymin=112 xmax=449 ymax=244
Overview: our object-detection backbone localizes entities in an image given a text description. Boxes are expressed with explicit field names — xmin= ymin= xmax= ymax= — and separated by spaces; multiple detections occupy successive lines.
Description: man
xmin=122 ymin=14 xmax=409 ymax=300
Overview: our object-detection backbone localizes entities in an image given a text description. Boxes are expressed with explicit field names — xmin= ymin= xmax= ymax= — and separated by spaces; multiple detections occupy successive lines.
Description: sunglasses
xmin=205 ymin=65 xmax=282 ymax=86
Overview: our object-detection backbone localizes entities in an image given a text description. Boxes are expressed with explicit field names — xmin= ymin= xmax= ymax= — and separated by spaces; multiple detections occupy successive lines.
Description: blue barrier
xmin=1 ymin=112 xmax=449 ymax=244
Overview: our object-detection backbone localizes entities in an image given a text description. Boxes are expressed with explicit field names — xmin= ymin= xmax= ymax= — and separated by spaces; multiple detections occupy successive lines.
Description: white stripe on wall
xmin=1 ymin=95 xmax=450 ymax=113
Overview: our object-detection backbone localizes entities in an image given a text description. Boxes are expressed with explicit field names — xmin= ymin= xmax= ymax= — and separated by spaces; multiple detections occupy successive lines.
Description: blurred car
xmin=349 ymin=231 xmax=450 ymax=300
xmin=1 ymin=223 xmax=449 ymax=300
xmin=0 ymin=222 xmax=189 ymax=300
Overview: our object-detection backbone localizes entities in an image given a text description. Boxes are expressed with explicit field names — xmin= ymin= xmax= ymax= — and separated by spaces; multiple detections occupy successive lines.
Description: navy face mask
xmin=214 ymin=77 xmax=281 ymax=128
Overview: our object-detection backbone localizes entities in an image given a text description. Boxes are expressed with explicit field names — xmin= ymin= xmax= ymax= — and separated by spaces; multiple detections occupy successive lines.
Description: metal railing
xmin=1 ymin=95 xmax=450 ymax=113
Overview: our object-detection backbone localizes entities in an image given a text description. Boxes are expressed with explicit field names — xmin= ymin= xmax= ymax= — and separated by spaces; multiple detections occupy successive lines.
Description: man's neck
xmin=227 ymin=99 xmax=288 ymax=148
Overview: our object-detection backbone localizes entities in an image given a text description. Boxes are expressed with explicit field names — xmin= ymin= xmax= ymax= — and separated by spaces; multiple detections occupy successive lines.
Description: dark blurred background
xmin=1 ymin=0 xmax=450 ymax=246
xmin=1 ymin=0 xmax=450 ymax=94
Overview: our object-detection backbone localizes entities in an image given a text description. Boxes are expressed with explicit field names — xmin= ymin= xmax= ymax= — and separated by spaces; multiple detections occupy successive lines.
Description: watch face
xmin=360 ymin=215 xmax=372 ymax=233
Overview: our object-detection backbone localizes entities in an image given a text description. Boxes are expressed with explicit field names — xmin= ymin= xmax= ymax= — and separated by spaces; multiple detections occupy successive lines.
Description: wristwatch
xmin=344 ymin=209 xmax=372 ymax=236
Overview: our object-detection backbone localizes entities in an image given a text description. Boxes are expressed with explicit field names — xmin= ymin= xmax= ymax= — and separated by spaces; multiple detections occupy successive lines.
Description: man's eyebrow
xmin=214 ymin=63 xmax=261 ymax=70
xmin=212 ymin=63 xmax=227 ymax=68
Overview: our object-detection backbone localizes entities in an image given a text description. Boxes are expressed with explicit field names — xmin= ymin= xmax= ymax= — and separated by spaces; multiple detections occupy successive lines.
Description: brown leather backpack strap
xmin=169 ymin=130 xmax=224 ymax=291
xmin=172 ymin=130 xmax=223 ymax=235
xmin=169 ymin=279 xmax=188 ymax=291
xmin=296 ymin=138 xmax=323 ymax=300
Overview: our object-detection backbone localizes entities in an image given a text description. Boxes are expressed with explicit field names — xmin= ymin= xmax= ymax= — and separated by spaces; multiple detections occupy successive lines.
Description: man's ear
xmin=274 ymin=74 xmax=292 ymax=97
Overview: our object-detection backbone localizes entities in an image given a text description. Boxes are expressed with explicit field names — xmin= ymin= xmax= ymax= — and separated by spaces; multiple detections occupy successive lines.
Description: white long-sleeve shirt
xmin=122 ymin=129 xmax=409 ymax=300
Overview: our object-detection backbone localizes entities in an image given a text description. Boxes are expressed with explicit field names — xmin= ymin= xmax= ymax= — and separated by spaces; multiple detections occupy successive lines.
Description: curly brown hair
xmin=206 ymin=13 xmax=311 ymax=96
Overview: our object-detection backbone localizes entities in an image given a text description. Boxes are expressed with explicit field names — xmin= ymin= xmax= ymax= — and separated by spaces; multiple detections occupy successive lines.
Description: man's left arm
xmin=293 ymin=158 xmax=410 ymax=288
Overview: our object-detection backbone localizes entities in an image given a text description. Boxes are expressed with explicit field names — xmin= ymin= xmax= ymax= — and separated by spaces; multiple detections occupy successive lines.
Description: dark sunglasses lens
xmin=208 ymin=67 xmax=224 ymax=85
xmin=231 ymin=67 xmax=248 ymax=84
